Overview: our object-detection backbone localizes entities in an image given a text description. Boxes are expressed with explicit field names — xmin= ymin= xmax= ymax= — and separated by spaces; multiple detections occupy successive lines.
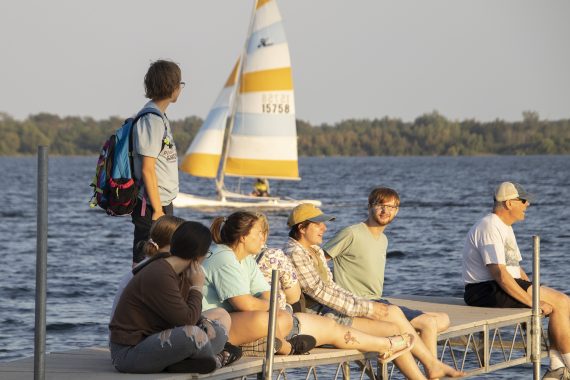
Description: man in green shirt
xmin=324 ymin=187 xmax=450 ymax=355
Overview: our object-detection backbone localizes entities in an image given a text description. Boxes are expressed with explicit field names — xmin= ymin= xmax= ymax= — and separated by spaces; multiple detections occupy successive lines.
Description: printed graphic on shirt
xmin=504 ymin=239 xmax=519 ymax=267
xmin=161 ymin=143 xmax=177 ymax=163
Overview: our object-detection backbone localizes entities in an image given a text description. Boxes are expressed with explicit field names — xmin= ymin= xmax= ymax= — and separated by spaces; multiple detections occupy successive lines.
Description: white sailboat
xmin=174 ymin=0 xmax=321 ymax=209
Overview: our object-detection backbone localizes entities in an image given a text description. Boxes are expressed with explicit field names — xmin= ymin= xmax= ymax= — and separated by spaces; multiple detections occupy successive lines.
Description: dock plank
xmin=386 ymin=295 xmax=532 ymax=334
xmin=0 ymin=295 xmax=540 ymax=379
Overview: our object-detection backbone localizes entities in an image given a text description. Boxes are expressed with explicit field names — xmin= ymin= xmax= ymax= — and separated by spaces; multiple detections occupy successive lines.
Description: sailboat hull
xmin=173 ymin=191 xmax=321 ymax=210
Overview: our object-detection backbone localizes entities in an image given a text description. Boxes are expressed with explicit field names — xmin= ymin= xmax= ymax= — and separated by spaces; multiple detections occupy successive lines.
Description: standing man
xmin=131 ymin=60 xmax=183 ymax=266
xmin=324 ymin=187 xmax=450 ymax=355
xmin=463 ymin=182 xmax=570 ymax=380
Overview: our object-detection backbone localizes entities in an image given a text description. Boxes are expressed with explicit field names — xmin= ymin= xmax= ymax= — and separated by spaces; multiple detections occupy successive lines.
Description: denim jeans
xmin=110 ymin=318 xmax=227 ymax=374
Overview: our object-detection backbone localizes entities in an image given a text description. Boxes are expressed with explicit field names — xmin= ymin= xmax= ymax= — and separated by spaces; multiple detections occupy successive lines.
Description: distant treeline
xmin=1 ymin=111 xmax=569 ymax=156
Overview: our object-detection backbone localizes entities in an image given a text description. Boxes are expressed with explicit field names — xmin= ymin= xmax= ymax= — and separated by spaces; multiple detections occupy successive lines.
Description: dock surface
xmin=0 ymin=295 xmax=546 ymax=379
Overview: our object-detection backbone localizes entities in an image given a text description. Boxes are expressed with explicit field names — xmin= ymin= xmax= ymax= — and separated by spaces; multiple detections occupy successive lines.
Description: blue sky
xmin=1 ymin=0 xmax=569 ymax=124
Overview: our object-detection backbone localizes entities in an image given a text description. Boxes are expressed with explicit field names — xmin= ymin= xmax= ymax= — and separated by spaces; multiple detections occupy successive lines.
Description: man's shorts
xmin=464 ymin=279 xmax=532 ymax=308
xmin=305 ymin=304 xmax=353 ymax=326
xmin=375 ymin=299 xmax=425 ymax=321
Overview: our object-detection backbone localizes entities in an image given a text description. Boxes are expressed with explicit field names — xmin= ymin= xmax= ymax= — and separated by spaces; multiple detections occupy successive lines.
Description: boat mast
xmin=215 ymin=0 xmax=259 ymax=201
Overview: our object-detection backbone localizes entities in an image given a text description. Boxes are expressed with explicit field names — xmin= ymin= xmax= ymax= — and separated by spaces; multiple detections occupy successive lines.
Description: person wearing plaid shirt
xmin=284 ymin=204 xmax=465 ymax=379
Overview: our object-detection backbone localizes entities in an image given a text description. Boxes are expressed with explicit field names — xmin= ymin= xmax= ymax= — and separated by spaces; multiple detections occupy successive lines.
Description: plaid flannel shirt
xmin=283 ymin=238 xmax=374 ymax=318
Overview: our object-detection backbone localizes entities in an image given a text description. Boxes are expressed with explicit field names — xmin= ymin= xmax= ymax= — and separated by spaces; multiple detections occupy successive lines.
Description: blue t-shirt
xmin=202 ymin=244 xmax=270 ymax=312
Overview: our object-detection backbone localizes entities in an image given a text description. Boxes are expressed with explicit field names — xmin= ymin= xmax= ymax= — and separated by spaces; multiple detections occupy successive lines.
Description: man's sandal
xmin=378 ymin=333 xmax=415 ymax=364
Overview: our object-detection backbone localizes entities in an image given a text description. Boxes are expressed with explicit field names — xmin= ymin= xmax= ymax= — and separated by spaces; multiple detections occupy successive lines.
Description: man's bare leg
xmin=410 ymin=312 xmax=450 ymax=356
xmin=380 ymin=305 xmax=464 ymax=378
xmin=528 ymin=286 xmax=570 ymax=356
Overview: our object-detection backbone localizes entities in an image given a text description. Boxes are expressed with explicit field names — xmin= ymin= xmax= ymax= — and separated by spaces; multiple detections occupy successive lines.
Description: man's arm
xmin=519 ymin=267 xmax=530 ymax=282
xmin=141 ymin=156 xmax=164 ymax=221
xmin=487 ymin=264 xmax=551 ymax=315
xmin=323 ymin=227 xmax=353 ymax=260
xmin=487 ymin=264 xmax=532 ymax=306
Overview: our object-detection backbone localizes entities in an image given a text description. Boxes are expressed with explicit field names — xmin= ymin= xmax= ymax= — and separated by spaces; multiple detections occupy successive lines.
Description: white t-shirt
xmin=462 ymin=213 xmax=522 ymax=284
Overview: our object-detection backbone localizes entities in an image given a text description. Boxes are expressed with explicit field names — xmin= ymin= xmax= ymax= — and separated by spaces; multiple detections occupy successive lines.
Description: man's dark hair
xmin=144 ymin=60 xmax=181 ymax=101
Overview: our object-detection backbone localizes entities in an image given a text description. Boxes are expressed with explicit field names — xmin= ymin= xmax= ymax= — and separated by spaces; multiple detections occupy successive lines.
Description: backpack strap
xmin=129 ymin=107 xmax=169 ymax=217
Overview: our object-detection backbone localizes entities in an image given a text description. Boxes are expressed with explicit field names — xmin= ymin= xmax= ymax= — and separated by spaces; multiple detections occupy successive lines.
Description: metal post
xmin=531 ymin=235 xmax=541 ymax=380
xmin=34 ymin=146 xmax=48 ymax=380
xmin=262 ymin=269 xmax=279 ymax=379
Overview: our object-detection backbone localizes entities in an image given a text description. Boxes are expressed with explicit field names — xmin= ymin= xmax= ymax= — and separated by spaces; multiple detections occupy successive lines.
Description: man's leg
xmin=131 ymin=202 xmax=173 ymax=265
xmin=375 ymin=305 xmax=464 ymax=378
xmin=528 ymin=286 xmax=570 ymax=366
xmin=410 ymin=312 xmax=450 ymax=356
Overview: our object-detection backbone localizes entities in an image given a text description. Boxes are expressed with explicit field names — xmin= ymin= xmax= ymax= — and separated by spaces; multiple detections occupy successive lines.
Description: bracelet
xmin=189 ymin=285 xmax=203 ymax=293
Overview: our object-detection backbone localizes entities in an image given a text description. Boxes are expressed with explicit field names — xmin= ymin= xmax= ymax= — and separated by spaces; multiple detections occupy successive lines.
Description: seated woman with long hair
xmin=202 ymin=211 xmax=316 ymax=355
xmin=109 ymin=221 xmax=235 ymax=374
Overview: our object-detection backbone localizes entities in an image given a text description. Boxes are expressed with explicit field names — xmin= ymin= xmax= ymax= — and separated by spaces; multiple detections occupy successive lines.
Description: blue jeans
xmin=110 ymin=318 xmax=227 ymax=373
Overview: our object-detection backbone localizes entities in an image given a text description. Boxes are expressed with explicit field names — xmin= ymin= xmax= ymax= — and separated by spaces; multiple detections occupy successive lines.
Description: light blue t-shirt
xmin=202 ymin=244 xmax=270 ymax=312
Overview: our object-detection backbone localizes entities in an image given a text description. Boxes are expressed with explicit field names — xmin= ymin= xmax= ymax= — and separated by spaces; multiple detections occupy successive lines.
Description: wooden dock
xmin=0 ymin=296 xmax=548 ymax=379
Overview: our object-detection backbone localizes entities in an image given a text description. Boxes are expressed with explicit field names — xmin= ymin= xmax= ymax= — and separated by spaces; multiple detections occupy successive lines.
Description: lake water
xmin=0 ymin=155 xmax=569 ymax=379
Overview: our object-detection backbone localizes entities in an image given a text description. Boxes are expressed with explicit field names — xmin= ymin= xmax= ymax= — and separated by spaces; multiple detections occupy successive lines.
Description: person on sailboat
xmin=251 ymin=178 xmax=270 ymax=197
xmin=284 ymin=204 xmax=465 ymax=379
xmin=324 ymin=187 xmax=450 ymax=356
xmin=109 ymin=221 xmax=240 ymax=374
xmin=202 ymin=211 xmax=317 ymax=356
xmin=131 ymin=59 xmax=182 ymax=267
xmin=255 ymin=221 xmax=415 ymax=366
xmin=463 ymin=182 xmax=570 ymax=380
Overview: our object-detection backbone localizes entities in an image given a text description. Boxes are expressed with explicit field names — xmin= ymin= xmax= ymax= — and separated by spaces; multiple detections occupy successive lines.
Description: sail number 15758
xmin=261 ymin=94 xmax=291 ymax=114
xmin=262 ymin=104 xmax=290 ymax=114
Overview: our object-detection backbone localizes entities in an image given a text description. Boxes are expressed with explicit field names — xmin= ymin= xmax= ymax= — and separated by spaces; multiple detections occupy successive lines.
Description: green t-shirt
xmin=323 ymin=222 xmax=387 ymax=299
xmin=202 ymin=244 xmax=270 ymax=312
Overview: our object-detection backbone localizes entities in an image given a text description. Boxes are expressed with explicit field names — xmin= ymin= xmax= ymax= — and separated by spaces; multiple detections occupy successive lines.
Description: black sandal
xmin=218 ymin=342 xmax=243 ymax=367
xmin=287 ymin=334 xmax=317 ymax=355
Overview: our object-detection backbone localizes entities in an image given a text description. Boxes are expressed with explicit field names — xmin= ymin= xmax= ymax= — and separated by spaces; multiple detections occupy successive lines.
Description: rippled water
xmin=0 ymin=155 xmax=568 ymax=379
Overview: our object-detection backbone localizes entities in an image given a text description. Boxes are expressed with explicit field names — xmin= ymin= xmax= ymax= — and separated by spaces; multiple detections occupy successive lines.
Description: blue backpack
xmin=89 ymin=108 xmax=166 ymax=216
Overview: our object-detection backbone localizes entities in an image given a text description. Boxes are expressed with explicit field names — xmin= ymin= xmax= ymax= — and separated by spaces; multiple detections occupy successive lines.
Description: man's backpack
xmin=89 ymin=108 xmax=166 ymax=216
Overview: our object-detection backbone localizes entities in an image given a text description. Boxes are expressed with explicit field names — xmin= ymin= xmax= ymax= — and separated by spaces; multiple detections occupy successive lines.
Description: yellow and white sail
xmin=181 ymin=0 xmax=299 ymax=181
xmin=179 ymin=61 xmax=239 ymax=178
xmin=225 ymin=0 xmax=298 ymax=179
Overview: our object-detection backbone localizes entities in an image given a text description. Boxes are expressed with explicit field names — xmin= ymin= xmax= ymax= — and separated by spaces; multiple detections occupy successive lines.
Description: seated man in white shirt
xmin=462 ymin=182 xmax=570 ymax=380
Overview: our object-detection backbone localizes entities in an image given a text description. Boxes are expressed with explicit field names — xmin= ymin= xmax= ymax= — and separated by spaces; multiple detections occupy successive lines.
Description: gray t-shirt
xmin=132 ymin=101 xmax=179 ymax=205
xmin=324 ymin=222 xmax=388 ymax=299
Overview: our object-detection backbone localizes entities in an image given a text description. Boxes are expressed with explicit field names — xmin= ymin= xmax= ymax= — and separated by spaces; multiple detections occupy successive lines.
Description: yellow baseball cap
xmin=287 ymin=203 xmax=335 ymax=228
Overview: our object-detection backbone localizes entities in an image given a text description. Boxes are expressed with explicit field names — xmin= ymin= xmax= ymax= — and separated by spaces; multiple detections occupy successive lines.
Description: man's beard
xmin=372 ymin=213 xmax=394 ymax=226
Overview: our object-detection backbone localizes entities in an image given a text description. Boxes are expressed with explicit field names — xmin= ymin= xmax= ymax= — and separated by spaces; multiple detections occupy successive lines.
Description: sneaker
xmin=543 ymin=367 xmax=570 ymax=380
xmin=287 ymin=334 xmax=317 ymax=355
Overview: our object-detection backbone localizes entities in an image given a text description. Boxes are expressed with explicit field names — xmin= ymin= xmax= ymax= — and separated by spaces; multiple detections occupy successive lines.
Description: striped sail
xmin=181 ymin=0 xmax=299 ymax=181
xmin=179 ymin=61 xmax=239 ymax=178
xmin=225 ymin=0 xmax=298 ymax=179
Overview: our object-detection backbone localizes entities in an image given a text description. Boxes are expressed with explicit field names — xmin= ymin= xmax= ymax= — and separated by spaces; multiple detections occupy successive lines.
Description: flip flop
xmin=378 ymin=333 xmax=416 ymax=364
